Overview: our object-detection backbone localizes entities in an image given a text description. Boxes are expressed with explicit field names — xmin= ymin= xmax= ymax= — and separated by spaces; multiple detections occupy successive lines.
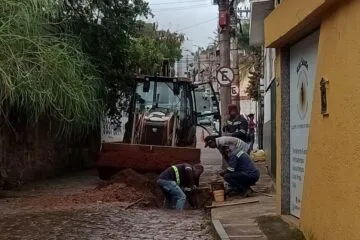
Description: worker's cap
xmin=204 ymin=135 xmax=217 ymax=147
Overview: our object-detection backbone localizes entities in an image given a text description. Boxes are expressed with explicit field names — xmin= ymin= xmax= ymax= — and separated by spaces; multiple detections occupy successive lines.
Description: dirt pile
xmin=96 ymin=169 xmax=163 ymax=207
xmin=15 ymin=169 xmax=163 ymax=210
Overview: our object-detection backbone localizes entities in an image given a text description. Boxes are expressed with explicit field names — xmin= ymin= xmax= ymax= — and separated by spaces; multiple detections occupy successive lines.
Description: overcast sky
xmin=146 ymin=0 xmax=219 ymax=48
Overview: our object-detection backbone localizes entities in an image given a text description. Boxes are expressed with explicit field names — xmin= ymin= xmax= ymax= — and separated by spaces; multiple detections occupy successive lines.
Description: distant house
xmin=174 ymin=40 xmax=194 ymax=78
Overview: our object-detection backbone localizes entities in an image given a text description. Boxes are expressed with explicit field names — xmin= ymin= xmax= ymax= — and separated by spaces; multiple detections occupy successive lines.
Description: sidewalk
xmin=198 ymin=139 xmax=276 ymax=240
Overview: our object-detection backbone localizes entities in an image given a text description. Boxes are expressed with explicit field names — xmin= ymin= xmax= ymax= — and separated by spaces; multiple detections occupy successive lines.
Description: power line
xmin=151 ymin=4 xmax=213 ymax=11
xmin=150 ymin=0 xmax=209 ymax=5
xmin=151 ymin=4 xmax=211 ymax=11
xmin=176 ymin=17 xmax=217 ymax=31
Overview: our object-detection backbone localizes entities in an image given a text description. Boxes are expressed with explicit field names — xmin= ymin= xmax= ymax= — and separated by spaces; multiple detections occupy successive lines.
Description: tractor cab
xmin=192 ymin=81 xmax=221 ymax=134
xmin=123 ymin=76 xmax=221 ymax=146
xmin=98 ymin=75 xmax=220 ymax=179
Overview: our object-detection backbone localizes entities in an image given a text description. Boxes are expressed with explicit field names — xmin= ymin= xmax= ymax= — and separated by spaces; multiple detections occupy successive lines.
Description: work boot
xmin=224 ymin=188 xmax=234 ymax=196
xmin=225 ymin=187 xmax=243 ymax=197
xmin=242 ymin=187 xmax=256 ymax=197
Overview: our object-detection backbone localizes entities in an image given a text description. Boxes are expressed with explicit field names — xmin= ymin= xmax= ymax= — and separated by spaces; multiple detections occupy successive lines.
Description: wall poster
xmin=289 ymin=30 xmax=320 ymax=218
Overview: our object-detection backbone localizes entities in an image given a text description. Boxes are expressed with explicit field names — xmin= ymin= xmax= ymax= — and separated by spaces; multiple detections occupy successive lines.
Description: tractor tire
xmin=187 ymin=126 xmax=197 ymax=146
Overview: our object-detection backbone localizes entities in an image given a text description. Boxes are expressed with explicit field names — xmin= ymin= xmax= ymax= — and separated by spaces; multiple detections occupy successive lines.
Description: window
xmin=135 ymin=82 xmax=182 ymax=114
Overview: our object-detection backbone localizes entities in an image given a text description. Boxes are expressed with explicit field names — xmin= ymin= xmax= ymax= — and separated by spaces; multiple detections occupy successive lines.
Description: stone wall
xmin=263 ymin=120 xmax=272 ymax=176
xmin=0 ymin=121 xmax=100 ymax=189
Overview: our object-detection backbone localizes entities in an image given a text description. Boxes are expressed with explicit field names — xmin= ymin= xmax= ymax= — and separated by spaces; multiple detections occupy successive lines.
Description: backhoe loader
xmin=97 ymin=75 xmax=220 ymax=180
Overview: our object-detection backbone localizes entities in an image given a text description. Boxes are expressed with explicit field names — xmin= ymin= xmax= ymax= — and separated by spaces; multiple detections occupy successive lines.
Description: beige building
xmin=196 ymin=46 xmax=219 ymax=92
xmin=238 ymin=65 xmax=257 ymax=115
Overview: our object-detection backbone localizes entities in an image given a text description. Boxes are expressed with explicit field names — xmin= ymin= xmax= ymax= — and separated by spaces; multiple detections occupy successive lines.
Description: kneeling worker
xmin=222 ymin=147 xmax=260 ymax=197
xmin=157 ymin=164 xmax=204 ymax=210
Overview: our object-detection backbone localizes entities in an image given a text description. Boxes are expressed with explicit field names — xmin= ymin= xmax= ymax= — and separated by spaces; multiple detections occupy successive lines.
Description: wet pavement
xmin=0 ymin=168 xmax=214 ymax=240
xmin=0 ymin=127 xmax=216 ymax=240
xmin=0 ymin=98 xmax=217 ymax=239
xmin=0 ymin=203 xmax=213 ymax=240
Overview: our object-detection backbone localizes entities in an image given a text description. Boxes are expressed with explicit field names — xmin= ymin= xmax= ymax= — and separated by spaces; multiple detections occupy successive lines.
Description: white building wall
xmin=176 ymin=39 xmax=194 ymax=77
xmin=264 ymin=88 xmax=271 ymax=122
xmin=264 ymin=48 xmax=276 ymax=90
xmin=240 ymin=100 xmax=257 ymax=116
xmin=238 ymin=68 xmax=258 ymax=118
xmin=263 ymin=48 xmax=276 ymax=122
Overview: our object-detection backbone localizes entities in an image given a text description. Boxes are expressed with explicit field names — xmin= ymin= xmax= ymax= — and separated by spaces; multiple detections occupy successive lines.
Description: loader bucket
xmin=97 ymin=143 xmax=201 ymax=180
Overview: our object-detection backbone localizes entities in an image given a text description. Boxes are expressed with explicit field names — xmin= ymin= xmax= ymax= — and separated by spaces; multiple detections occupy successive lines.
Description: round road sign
xmin=216 ymin=67 xmax=234 ymax=86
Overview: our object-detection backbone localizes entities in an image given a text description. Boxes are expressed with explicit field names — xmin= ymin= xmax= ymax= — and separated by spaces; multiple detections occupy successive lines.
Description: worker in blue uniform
xmin=223 ymin=104 xmax=248 ymax=142
xmin=220 ymin=146 xmax=260 ymax=197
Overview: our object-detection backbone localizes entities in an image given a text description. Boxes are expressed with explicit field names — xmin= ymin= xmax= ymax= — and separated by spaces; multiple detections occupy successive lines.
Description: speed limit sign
xmin=231 ymin=85 xmax=239 ymax=97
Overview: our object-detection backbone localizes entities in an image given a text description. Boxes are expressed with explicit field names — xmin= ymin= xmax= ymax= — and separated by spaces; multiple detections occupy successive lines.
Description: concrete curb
xmin=212 ymin=219 xmax=230 ymax=240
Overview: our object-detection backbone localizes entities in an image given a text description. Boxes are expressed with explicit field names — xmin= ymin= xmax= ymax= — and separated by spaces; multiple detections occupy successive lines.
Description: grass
xmin=0 ymin=0 xmax=103 ymax=137
xmin=256 ymin=215 xmax=306 ymax=240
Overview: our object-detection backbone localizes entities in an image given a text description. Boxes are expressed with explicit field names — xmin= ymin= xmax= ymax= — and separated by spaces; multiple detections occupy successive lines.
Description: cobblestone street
xmin=0 ymin=128 xmax=216 ymax=240
xmin=0 ymin=168 xmax=214 ymax=240
xmin=0 ymin=202 xmax=213 ymax=240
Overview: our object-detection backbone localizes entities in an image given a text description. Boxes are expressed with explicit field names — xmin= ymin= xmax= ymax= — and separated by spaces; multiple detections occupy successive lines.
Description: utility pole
xmin=230 ymin=0 xmax=239 ymax=108
xmin=230 ymin=5 xmax=251 ymax=109
xmin=197 ymin=51 xmax=201 ymax=82
xmin=186 ymin=55 xmax=189 ymax=79
xmin=218 ymin=0 xmax=231 ymax=127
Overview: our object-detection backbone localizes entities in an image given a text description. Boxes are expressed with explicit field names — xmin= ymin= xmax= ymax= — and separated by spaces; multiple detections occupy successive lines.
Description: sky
xmin=146 ymin=0 xmax=219 ymax=48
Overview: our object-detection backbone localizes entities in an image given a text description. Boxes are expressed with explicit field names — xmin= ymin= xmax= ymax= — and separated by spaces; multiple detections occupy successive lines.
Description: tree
xmin=132 ymin=22 xmax=184 ymax=75
xmin=238 ymin=20 xmax=251 ymax=50
xmin=56 ymin=1 xmax=184 ymax=121
xmin=237 ymin=21 xmax=262 ymax=101
xmin=55 ymin=0 xmax=151 ymax=119
xmin=0 ymin=0 xmax=103 ymax=137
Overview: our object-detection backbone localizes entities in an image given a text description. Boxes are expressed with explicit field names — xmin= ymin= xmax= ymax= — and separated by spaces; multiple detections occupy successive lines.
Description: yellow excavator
xmin=97 ymin=73 xmax=220 ymax=180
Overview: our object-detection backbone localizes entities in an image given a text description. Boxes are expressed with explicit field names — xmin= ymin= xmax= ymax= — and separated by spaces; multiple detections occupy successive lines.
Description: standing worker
xmin=157 ymin=164 xmax=204 ymax=210
xmin=222 ymin=104 xmax=248 ymax=142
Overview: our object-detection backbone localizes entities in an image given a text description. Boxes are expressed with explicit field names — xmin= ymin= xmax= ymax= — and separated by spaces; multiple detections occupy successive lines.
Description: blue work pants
xmin=157 ymin=179 xmax=186 ymax=210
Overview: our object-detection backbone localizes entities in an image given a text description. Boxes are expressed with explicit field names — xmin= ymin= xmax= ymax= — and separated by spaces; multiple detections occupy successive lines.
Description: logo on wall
xmin=296 ymin=58 xmax=309 ymax=120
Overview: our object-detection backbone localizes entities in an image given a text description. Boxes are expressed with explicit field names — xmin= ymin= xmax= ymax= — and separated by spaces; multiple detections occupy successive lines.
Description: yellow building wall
xmin=266 ymin=0 xmax=360 ymax=239
xmin=265 ymin=0 xmax=326 ymax=47
xmin=275 ymin=50 xmax=282 ymax=215
xmin=301 ymin=1 xmax=360 ymax=239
